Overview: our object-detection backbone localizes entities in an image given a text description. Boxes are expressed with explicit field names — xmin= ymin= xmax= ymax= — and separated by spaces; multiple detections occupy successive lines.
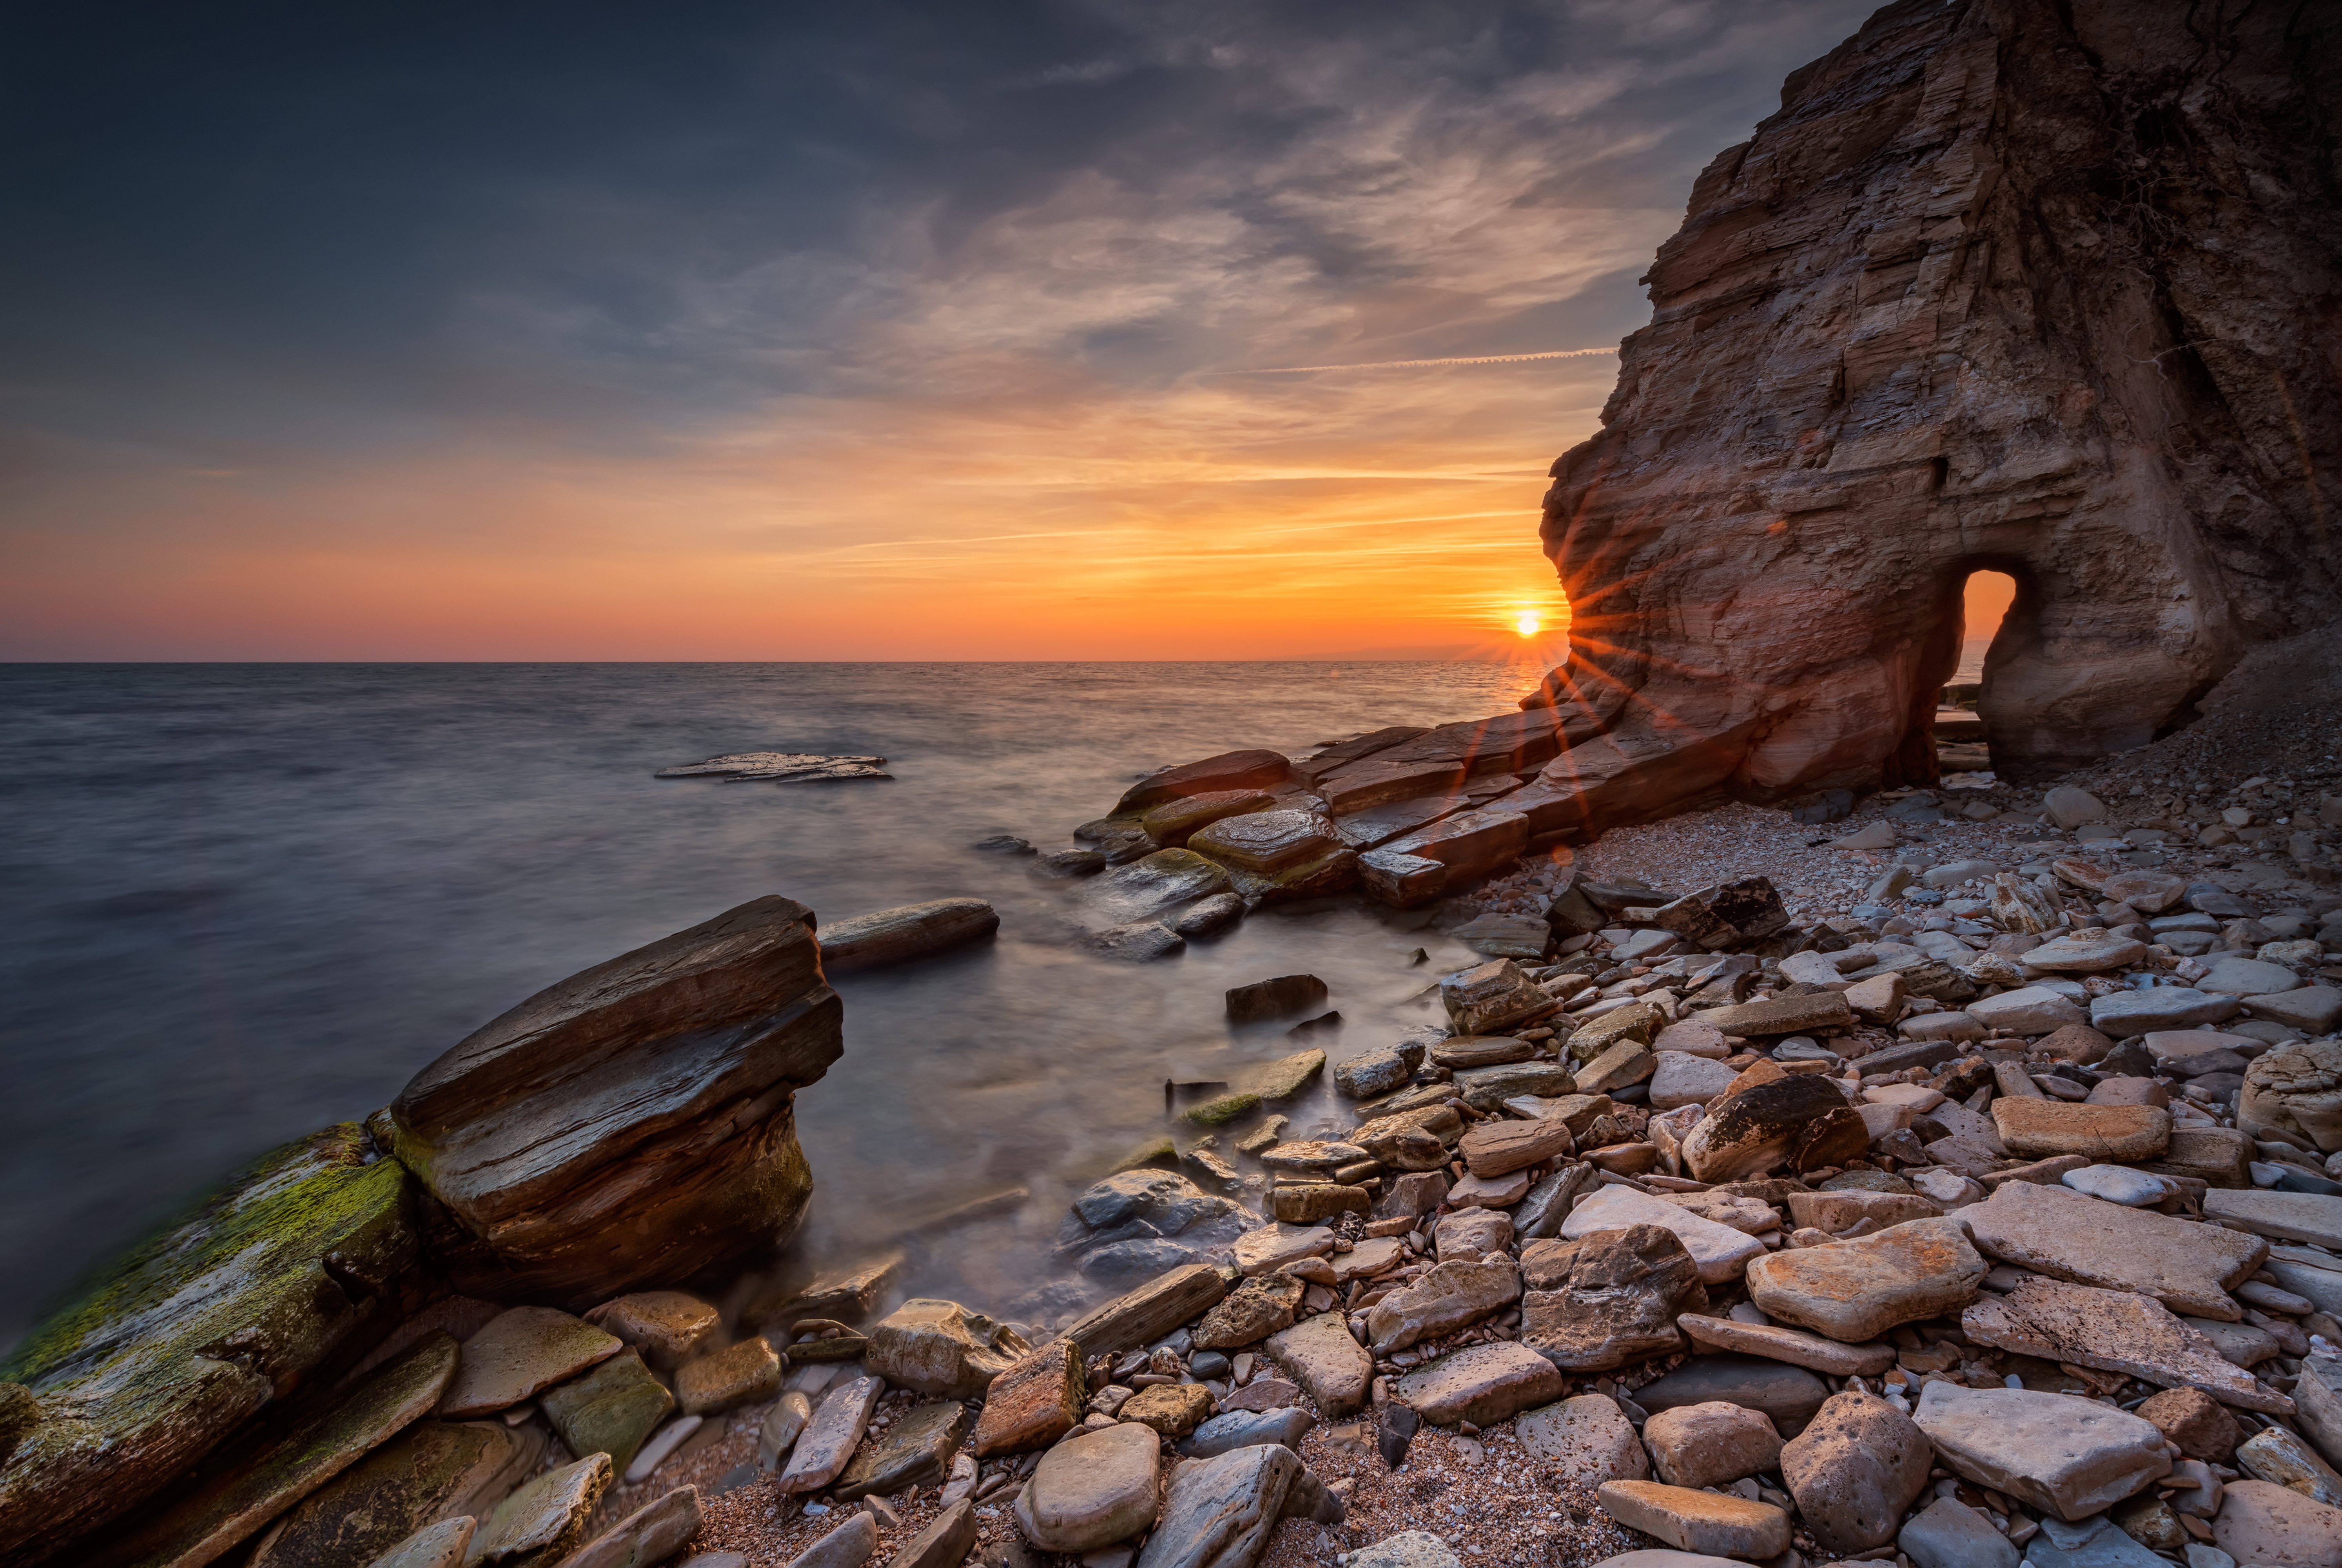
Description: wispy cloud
xmin=0 ymin=0 xmax=1883 ymax=658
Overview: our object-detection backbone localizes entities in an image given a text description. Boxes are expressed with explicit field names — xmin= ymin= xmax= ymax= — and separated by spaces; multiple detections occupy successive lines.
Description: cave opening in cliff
xmin=1892 ymin=562 xmax=2023 ymax=787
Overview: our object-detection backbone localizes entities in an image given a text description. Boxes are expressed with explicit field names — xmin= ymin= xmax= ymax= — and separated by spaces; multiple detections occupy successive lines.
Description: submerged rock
xmin=386 ymin=895 xmax=842 ymax=1303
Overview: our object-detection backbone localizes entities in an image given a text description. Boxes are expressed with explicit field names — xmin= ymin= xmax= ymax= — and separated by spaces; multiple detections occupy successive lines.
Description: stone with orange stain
xmin=1744 ymin=1217 xmax=1986 ymax=1342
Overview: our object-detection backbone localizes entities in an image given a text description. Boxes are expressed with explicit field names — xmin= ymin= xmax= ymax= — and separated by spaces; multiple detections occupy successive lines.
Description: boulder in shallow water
xmin=0 ymin=1122 xmax=422 ymax=1564
xmin=1116 ymin=750 xmax=1295 ymax=814
xmin=820 ymin=899 xmax=999 ymax=971
xmin=386 ymin=895 xmax=842 ymax=1303
xmin=1187 ymin=810 xmax=1358 ymax=906
xmin=1144 ymin=790 xmax=1278 ymax=848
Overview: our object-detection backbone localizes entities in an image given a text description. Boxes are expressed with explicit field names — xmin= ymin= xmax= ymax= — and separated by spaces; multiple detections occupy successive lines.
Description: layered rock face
xmin=387 ymin=894 xmax=843 ymax=1303
xmin=1537 ymin=0 xmax=2342 ymax=789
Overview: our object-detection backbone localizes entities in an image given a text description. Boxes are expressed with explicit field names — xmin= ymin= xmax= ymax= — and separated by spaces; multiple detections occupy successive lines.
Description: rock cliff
xmin=1537 ymin=0 xmax=2342 ymax=791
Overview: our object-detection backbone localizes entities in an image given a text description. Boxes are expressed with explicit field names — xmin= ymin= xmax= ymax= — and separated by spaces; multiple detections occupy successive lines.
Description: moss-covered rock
xmin=540 ymin=1348 xmax=673 ymax=1472
xmin=0 ymin=1123 xmax=418 ymax=1564
xmin=247 ymin=1418 xmax=544 ymax=1568
xmin=95 ymin=1329 xmax=457 ymax=1567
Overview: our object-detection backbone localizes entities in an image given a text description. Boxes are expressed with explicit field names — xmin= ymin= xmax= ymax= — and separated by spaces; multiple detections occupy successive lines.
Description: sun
xmin=1514 ymin=612 xmax=1540 ymax=637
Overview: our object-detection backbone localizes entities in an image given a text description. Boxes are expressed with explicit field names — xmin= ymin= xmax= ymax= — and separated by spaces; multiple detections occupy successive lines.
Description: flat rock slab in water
xmin=655 ymin=752 xmax=889 ymax=782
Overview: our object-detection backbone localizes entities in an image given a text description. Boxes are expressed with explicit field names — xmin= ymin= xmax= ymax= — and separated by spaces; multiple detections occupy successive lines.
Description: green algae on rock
xmin=247 ymin=1419 xmax=544 ymax=1568
xmin=0 ymin=1123 xmax=419 ymax=1564
xmin=91 ymin=1330 xmax=457 ymax=1568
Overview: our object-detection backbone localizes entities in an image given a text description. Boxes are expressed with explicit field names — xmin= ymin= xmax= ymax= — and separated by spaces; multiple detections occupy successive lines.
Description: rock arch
xmin=1529 ymin=0 xmax=2342 ymax=800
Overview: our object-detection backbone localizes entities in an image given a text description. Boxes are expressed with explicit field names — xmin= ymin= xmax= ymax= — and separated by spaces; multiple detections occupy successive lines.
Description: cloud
xmin=0 ymin=0 xmax=1884 ymax=657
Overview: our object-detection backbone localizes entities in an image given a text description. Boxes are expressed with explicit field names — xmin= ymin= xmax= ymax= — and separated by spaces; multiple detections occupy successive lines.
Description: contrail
xmin=1216 ymin=346 xmax=1617 ymax=376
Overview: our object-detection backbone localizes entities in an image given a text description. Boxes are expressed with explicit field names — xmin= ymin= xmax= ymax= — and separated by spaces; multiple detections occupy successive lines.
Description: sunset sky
xmin=3 ymin=0 xmax=1883 ymax=661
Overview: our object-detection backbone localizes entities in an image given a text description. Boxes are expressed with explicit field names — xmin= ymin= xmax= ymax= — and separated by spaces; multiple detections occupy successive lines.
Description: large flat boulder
xmin=2206 ymin=1189 xmax=2342 ymax=1249
xmin=1744 ymin=1219 xmax=1985 ymax=1342
xmin=1963 ymin=1178 xmax=2266 ymax=1319
xmin=1914 ymin=1384 xmax=2170 ymax=1521
xmin=1117 ymin=750 xmax=1295 ymax=813
xmin=0 ymin=1123 xmax=421 ymax=1564
xmin=1961 ymin=1278 xmax=2293 ymax=1412
xmin=819 ymin=899 xmax=998 ymax=971
xmin=1561 ymin=1185 xmax=1766 ymax=1284
xmin=247 ymin=1418 xmax=542 ymax=1568
xmin=386 ymin=895 xmax=843 ymax=1302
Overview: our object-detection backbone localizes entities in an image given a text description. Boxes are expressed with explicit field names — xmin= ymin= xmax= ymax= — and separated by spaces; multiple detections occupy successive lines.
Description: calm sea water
xmin=0 ymin=661 xmax=1542 ymax=1350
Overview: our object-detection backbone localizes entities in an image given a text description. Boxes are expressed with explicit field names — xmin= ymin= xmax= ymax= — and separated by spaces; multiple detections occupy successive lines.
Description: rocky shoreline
xmin=13 ymin=699 xmax=2342 ymax=1568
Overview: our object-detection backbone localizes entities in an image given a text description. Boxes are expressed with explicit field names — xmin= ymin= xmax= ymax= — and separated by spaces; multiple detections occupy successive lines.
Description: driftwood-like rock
xmin=1528 ymin=0 xmax=2342 ymax=792
xmin=387 ymin=895 xmax=843 ymax=1302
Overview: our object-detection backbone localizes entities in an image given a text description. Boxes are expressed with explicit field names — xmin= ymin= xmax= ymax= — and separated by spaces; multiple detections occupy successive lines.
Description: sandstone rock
xmin=1633 ymin=1356 xmax=1829 ymax=1433
xmin=2242 ymin=1040 xmax=2342 ymax=1153
xmin=584 ymin=1293 xmax=721 ymax=1372
xmin=1650 ymin=877 xmax=1790 ymax=952
xmin=1745 ymin=1217 xmax=1984 ymax=1342
xmin=820 ymin=899 xmax=999 ymax=971
xmin=1913 ymin=1383 xmax=2170 ymax=1521
xmin=1379 ymin=809 xmax=1531 ymax=889
xmin=365 ymin=1518 xmax=475 ymax=1568
xmin=1332 ymin=1047 xmax=1412 ymax=1100
xmin=470 ymin=1452 xmax=611 ymax=1568
xmin=2238 ymin=1424 xmax=2342 ymax=1507
xmin=1440 ymin=960 xmax=1557 ymax=1036
xmin=1435 ymin=1206 xmax=1513 ymax=1265
xmin=1968 ymin=986 xmax=2088 ymax=1035
xmin=387 ymin=897 xmax=840 ymax=1302
xmin=1965 ymin=1179 xmax=2266 ymax=1319
xmin=1449 ymin=1061 xmax=1575 ymax=1111
xmin=2206 ymin=1190 xmax=2342 ymax=1249
xmin=1264 ymin=1312 xmax=1372 ymax=1417
xmin=1014 ymin=1423 xmax=1161 ymax=1552
xmin=675 ymin=1337 xmax=781 ymax=1418
xmin=2138 ymin=1386 xmax=2243 ymax=1464
xmin=1963 ymin=1278 xmax=2291 ymax=1412
xmin=1231 ymin=1224 xmax=1336 ymax=1278
xmin=971 ymin=1341 xmax=1083 ymax=1459
xmin=1223 ymin=973 xmax=1328 ymax=1024
xmin=1364 ymin=1258 xmax=1521 ymax=1354
xmin=1678 ymin=1074 xmax=1858 ymax=1181
xmin=111 ymin=1334 xmax=461 ymax=1568
xmin=1391 ymin=1342 xmax=1567 ymax=1427
xmin=867 ymin=1301 xmax=1027 ymax=1398
xmin=1178 ymin=1408 xmax=1315 ymax=1459
xmin=1649 ymin=1053 xmax=1738 ymax=1110
xmin=249 ymin=1417 xmax=540 ymax=1568
xmin=2212 ymin=1478 xmax=2342 ymax=1568
xmin=1783 ymin=1189 xmax=1939 ymax=1232
xmin=556 ymin=1485 xmax=702 ymax=1568
xmin=1595 ymin=1482 xmax=1788 ymax=1561
xmin=2248 ymin=987 xmax=2342 ymax=1035
xmin=1520 ymin=1223 xmax=1708 ymax=1371
xmin=778 ymin=1376 xmax=882 ymax=1494
xmin=1145 ymin=791 xmax=1278 ymax=848
xmin=1560 ymin=1185 xmax=1765 ymax=1283
xmin=1569 ymin=1003 xmax=1661 ymax=1061
xmin=1575 ymin=1042 xmax=1658 ymax=1096
xmin=1188 ymin=812 xmax=1357 ymax=906
xmin=1214 ymin=1376 xmax=1299 ymax=1414
xmin=2021 ymin=934 xmax=2149 ymax=973
xmin=1460 ymin=1117 xmax=1573 ymax=1177
xmin=1118 ymin=1383 xmax=1211 ymax=1439
xmin=2201 ymin=956 xmax=2305 ymax=996
xmin=1061 ymin=1266 xmax=1228 ymax=1358
xmin=1780 ymin=1390 xmax=1932 ymax=1553
xmin=540 ymin=1348 xmax=673 ymax=1472
xmin=1899 ymin=1497 xmax=2017 ymax=1568
xmin=1172 ymin=895 xmax=1243 ymax=939
xmin=1133 ymin=1441 xmax=1302 ymax=1568
xmin=885 ymin=1500 xmax=978 ymax=1568
xmin=1653 ymin=1018 xmax=1731 ymax=1058
xmin=788 ymin=1512 xmax=878 ymax=1568
xmin=1089 ymin=852 xmax=1237 ymax=928
xmin=1517 ymin=1395 xmax=1650 ymax=1483
xmin=1992 ymin=1099 xmax=2171 ymax=1161
xmin=1697 ymin=992 xmax=1854 ymax=1039
xmin=2063 ymin=1164 xmax=2181 ymax=1206
xmin=1676 ymin=1314 xmax=1894 ymax=1376
xmin=1117 ymin=751 xmax=1293 ymax=814
xmin=836 ymin=1400 xmax=971 ymax=1501
xmin=1642 ymin=1400 xmax=1781 ymax=1489
xmin=2090 ymin=987 xmax=2242 ymax=1035
xmin=1269 ymin=1185 xmax=1369 ymax=1225
xmin=756 ymin=1397 xmax=807 ymax=1472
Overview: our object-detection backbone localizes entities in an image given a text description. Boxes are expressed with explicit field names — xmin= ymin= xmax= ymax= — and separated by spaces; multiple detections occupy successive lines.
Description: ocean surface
xmin=0 ymin=661 xmax=1545 ymax=1351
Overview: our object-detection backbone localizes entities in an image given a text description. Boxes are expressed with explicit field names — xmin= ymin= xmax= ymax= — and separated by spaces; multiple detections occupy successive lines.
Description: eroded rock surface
xmin=1529 ymin=0 xmax=2342 ymax=795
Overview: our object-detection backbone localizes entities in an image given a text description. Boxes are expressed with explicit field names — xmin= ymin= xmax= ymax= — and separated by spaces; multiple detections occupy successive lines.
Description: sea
xmin=0 ymin=661 xmax=1546 ymax=1352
